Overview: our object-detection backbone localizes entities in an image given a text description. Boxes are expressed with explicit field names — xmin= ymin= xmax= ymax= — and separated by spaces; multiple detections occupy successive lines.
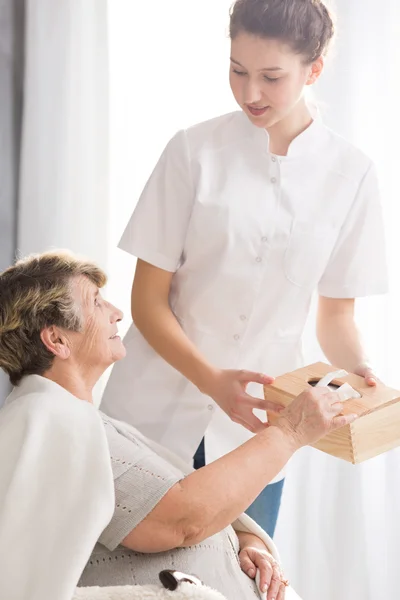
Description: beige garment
xmin=79 ymin=414 xmax=260 ymax=600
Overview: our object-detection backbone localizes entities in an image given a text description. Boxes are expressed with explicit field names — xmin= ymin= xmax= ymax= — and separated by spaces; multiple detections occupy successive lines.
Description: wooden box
xmin=264 ymin=362 xmax=400 ymax=464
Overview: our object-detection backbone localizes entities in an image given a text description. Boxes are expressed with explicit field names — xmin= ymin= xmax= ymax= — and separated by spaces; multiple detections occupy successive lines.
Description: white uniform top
xmin=102 ymin=110 xmax=388 ymax=480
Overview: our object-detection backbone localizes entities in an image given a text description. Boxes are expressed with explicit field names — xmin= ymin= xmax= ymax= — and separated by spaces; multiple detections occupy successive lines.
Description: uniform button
xmin=271 ymin=177 xmax=277 ymax=184
xmin=261 ymin=236 xmax=268 ymax=242
xmin=271 ymin=156 xmax=277 ymax=162
xmin=240 ymin=314 xmax=247 ymax=321
xmin=207 ymin=404 xmax=214 ymax=411
xmin=256 ymin=256 xmax=262 ymax=263
xmin=234 ymin=334 xmax=240 ymax=341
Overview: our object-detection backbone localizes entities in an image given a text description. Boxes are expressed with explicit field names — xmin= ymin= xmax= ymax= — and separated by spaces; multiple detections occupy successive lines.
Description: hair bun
xmin=230 ymin=0 xmax=336 ymax=62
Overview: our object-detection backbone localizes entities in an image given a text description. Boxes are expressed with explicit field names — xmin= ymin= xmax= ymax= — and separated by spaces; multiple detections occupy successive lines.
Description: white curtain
xmin=17 ymin=0 xmax=109 ymax=404
xmin=18 ymin=0 xmax=109 ymax=268
xmin=0 ymin=0 xmax=24 ymax=403
xmin=107 ymin=1 xmax=400 ymax=598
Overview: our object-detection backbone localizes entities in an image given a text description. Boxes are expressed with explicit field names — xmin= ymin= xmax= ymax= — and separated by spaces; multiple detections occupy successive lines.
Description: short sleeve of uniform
xmin=98 ymin=420 xmax=183 ymax=551
xmin=318 ymin=162 xmax=388 ymax=298
xmin=118 ymin=129 xmax=194 ymax=272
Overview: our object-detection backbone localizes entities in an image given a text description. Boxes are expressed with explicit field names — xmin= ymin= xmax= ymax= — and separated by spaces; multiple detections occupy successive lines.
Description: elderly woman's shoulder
xmin=0 ymin=384 xmax=110 ymax=475
xmin=0 ymin=383 xmax=102 ymax=435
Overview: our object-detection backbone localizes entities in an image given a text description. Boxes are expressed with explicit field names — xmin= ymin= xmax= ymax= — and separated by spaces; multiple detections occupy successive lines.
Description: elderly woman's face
xmin=67 ymin=276 xmax=126 ymax=369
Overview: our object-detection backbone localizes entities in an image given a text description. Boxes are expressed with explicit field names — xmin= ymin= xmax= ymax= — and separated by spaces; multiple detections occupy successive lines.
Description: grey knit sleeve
xmin=98 ymin=419 xmax=183 ymax=551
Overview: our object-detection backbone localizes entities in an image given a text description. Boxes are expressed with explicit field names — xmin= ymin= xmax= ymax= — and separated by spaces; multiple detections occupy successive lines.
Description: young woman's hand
xmin=202 ymin=369 xmax=284 ymax=433
xmin=352 ymin=362 xmax=381 ymax=386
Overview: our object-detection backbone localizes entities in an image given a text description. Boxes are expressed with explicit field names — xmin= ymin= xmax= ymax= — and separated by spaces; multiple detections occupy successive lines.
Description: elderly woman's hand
xmin=274 ymin=386 xmax=358 ymax=449
xmin=237 ymin=532 xmax=287 ymax=600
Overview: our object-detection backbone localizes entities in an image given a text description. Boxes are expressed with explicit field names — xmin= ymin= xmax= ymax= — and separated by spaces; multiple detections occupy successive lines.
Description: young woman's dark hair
xmin=230 ymin=0 xmax=335 ymax=63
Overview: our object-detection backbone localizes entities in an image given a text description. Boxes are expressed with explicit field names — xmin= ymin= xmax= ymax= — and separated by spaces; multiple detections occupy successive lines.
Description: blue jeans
xmin=193 ymin=437 xmax=284 ymax=538
xmin=245 ymin=479 xmax=284 ymax=538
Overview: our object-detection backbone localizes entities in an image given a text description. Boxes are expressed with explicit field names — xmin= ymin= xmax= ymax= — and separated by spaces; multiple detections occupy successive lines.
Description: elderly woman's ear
xmin=40 ymin=327 xmax=71 ymax=360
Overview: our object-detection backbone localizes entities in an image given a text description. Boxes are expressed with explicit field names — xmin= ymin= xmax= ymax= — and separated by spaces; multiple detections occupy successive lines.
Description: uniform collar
xmin=284 ymin=104 xmax=326 ymax=158
xmin=242 ymin=103 xmax=328 ymax=158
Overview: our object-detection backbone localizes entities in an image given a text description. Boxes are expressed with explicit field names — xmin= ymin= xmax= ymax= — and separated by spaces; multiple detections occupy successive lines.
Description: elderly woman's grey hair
xmin=0 ymin=250 xmax=107 ymax=386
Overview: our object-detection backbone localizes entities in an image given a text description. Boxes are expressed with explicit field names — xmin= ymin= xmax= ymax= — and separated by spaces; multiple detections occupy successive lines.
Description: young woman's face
xmin=229 ymin=33 xmax=322 ymax=129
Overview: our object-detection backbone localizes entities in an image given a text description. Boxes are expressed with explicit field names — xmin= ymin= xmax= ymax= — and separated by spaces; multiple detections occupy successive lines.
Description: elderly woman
xmin=0 ymin=251 xmax=356 ymax=600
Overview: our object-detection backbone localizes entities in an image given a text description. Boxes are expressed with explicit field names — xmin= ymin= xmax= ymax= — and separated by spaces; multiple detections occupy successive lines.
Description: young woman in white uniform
xmin=102 ymin=0 xmax=388 ymax=536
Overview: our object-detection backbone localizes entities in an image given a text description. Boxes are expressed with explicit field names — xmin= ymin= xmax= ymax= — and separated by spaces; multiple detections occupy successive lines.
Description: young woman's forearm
xmin=317 ymin=297 xmax=369 ymax=371
xmin=317 ymin=313 xmax=366 ymax=371
xmin=133 ymin=297 xmax=215 ymax=391
xmin=131 ymin=261 xmax=215 ymax=392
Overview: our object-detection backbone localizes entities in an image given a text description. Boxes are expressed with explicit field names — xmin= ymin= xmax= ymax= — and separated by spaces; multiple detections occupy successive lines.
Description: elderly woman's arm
xmin=122 ymin=425 xmax=293 ymax=553
xmin=118 ymin=387 xmax=355 ymax=553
